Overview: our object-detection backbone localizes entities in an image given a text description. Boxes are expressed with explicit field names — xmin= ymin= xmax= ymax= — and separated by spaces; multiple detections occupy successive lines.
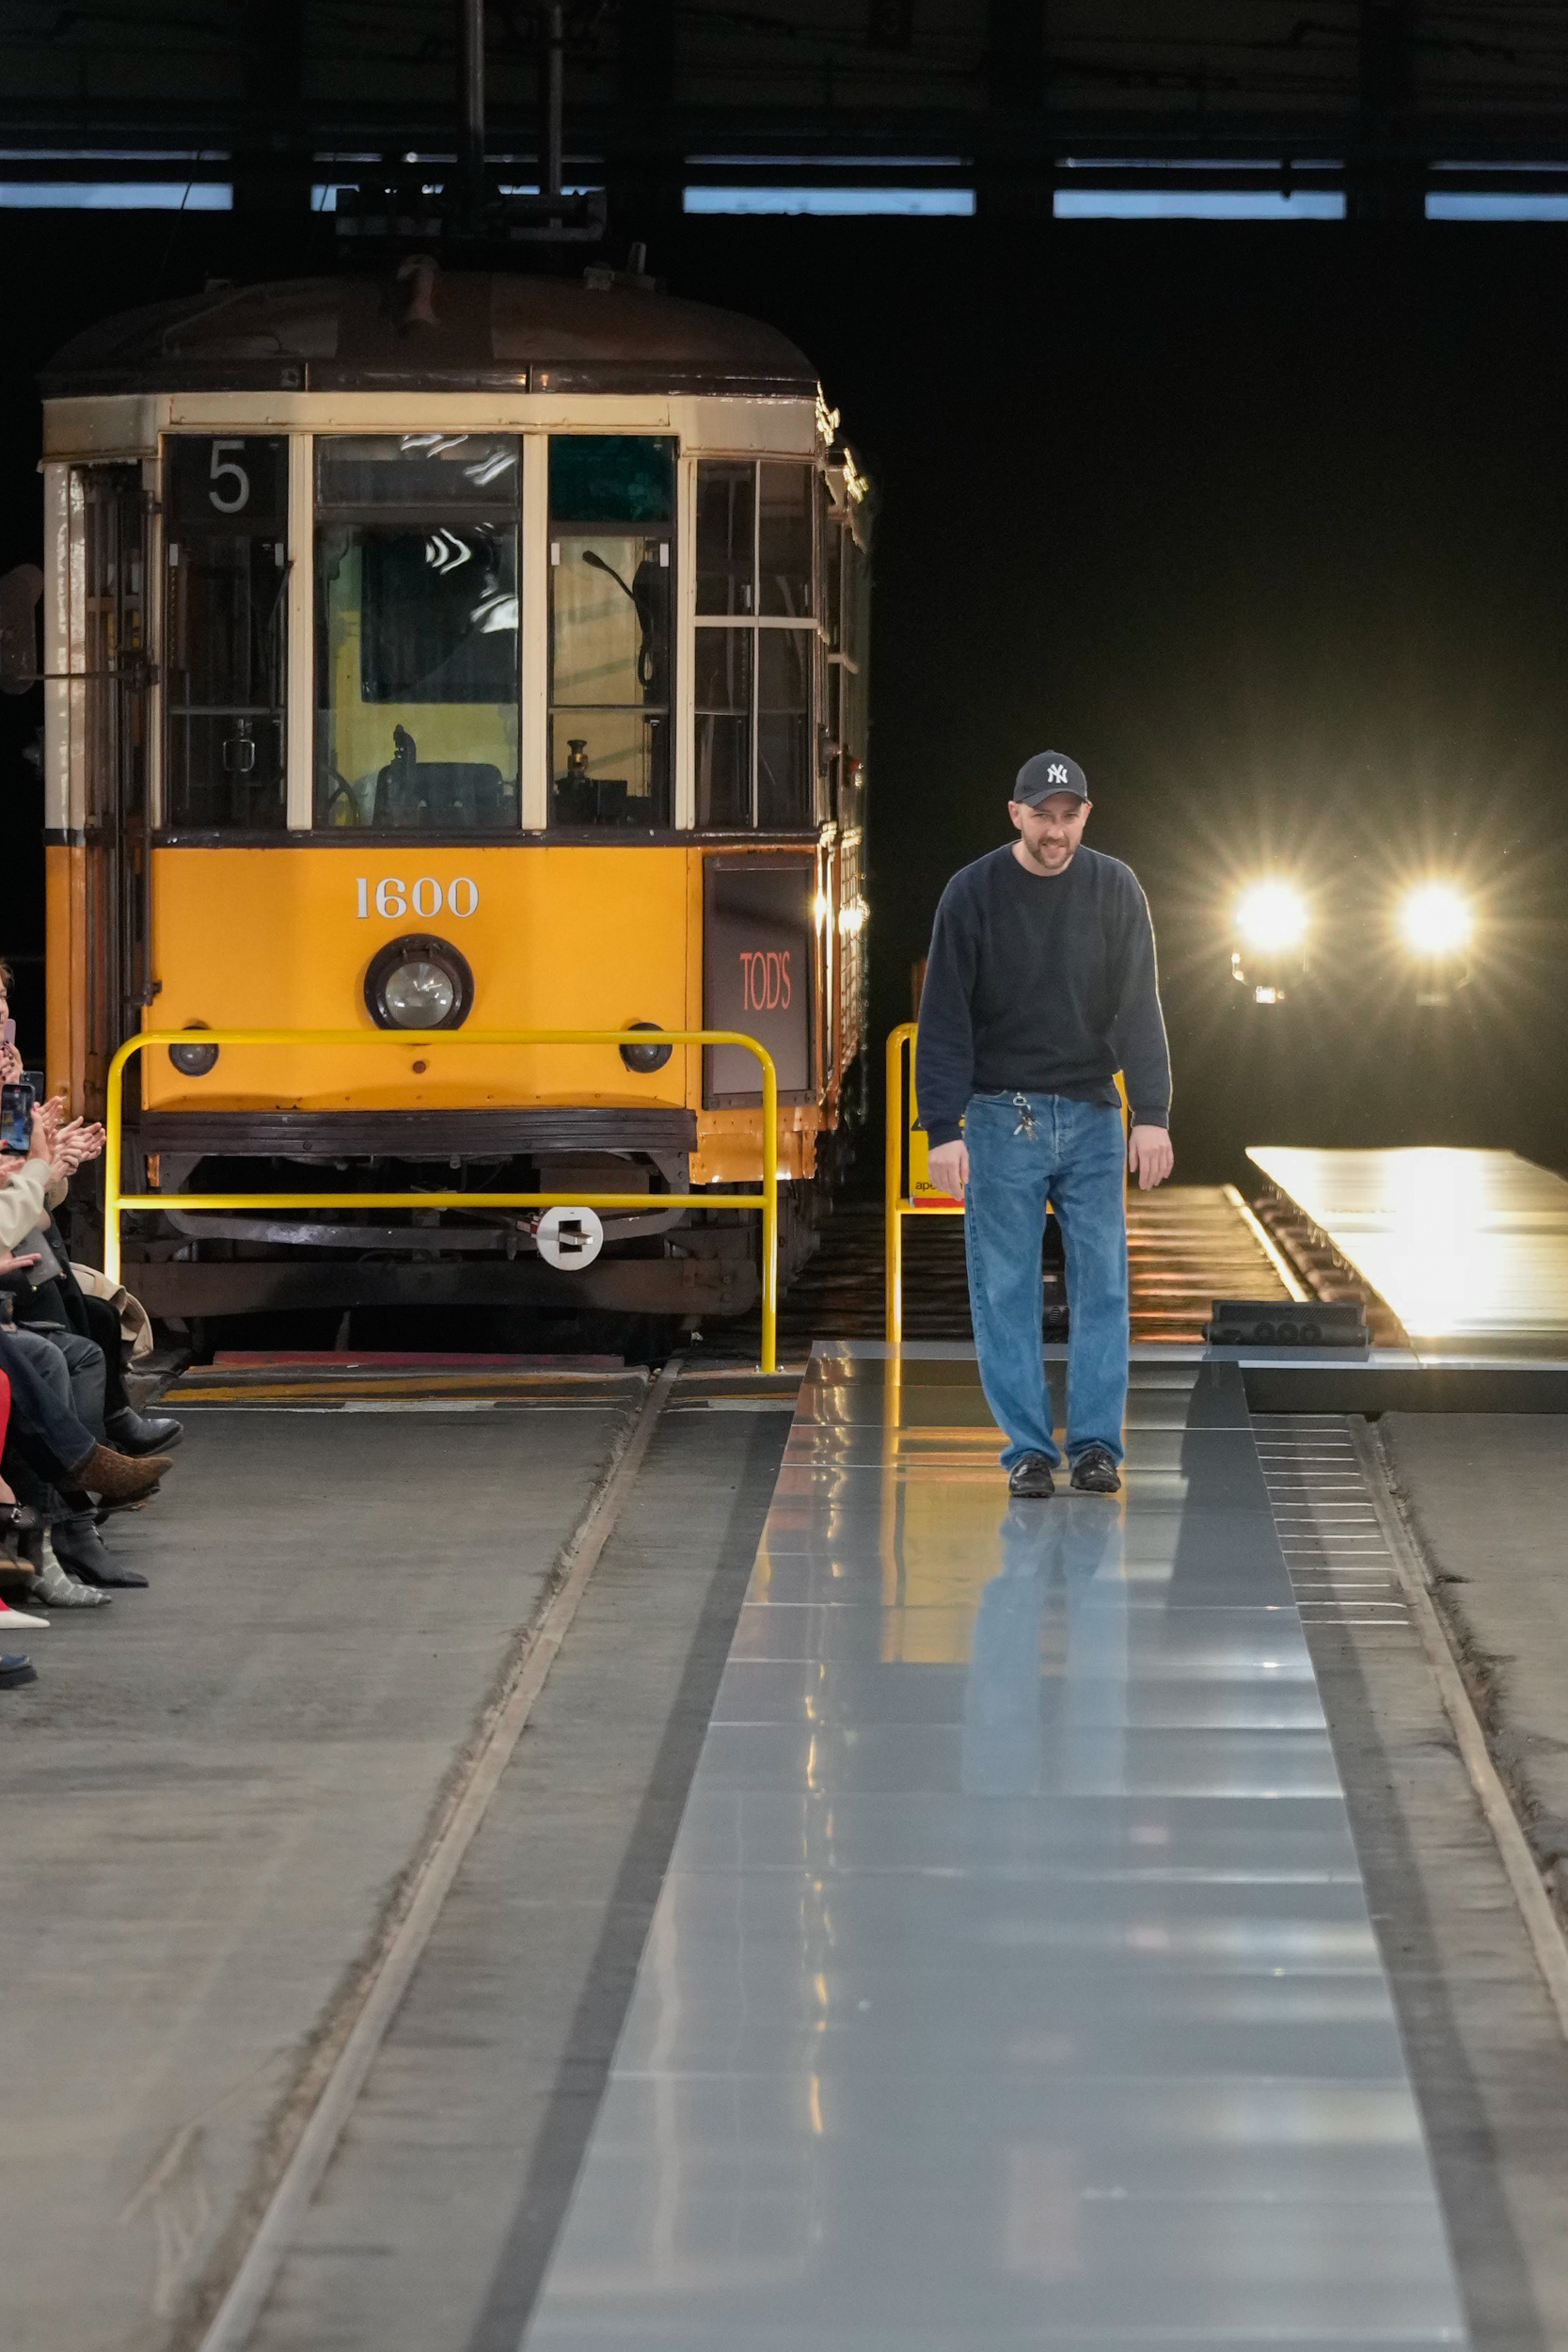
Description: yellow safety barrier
xmin=884 ymin=1020 xmax=962 ymax=1344
xmin=104 ymin=1028 xmax=781 ymax=1373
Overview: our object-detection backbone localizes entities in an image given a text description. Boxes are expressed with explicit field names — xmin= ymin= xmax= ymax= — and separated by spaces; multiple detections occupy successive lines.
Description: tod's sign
xmin=738 ymin=948 xmax=794 ymax=1013
xmin=703 ymin=855 xmax=814 ymax=1105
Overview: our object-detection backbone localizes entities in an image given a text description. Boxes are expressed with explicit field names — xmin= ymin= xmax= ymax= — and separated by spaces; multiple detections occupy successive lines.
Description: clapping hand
xmin=55 ymin=1118 xmax=106 ymax=1170
xmin=29 ymin=1101 xmax=104 ymax=1185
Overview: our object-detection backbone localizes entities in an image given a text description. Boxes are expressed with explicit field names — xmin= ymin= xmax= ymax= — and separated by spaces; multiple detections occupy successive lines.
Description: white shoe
xmin=0 ymin=1599 xmax=48 ymax=1629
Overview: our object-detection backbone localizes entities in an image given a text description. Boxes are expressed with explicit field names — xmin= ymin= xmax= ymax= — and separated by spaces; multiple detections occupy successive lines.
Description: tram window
xmin=695 ymin=464 xmax=754 ymax=616
xmin=823 ymin=511 xmax=844 ymax=654
xmin=548 ymin=436 xmax=673 ymax=829
xmin=824 ymin=508 xmax=868 ymax=834
xmin=757 ymin=629 xmax=811 ymax=829
xmin=314 ymin=435 xmax=519 ymax=832
xmin=758 ymin=465 xmax=813 ymax=617
xmin=549 ymin=436 xmax=673 ymax=526
xmin=695 ymin=629 xmax=752 ymax=829
xmin=164 ymin=436 xmax=288 ymax=830
xmin=694 ymin=457 xmax=817 ymax=832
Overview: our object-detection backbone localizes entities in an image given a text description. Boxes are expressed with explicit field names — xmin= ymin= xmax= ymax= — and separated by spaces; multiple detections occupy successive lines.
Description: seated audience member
xmin=0 ymin=1364 xmax=40 ymax=1675
xmin=1 ymin=1119 xmax=181 ymax=1458
xmin=0 ymin=1364 xmax=49 ymax=1645
xmin=0 ymin=1120 xmax=171 ymax=1596
xmin=0 ymin=965 xmax=179 ymax=1461
xmin=0 ymin=1314 xmax=110 ymax=1609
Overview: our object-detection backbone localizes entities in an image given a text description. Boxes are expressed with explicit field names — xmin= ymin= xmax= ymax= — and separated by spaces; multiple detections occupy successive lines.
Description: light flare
xmin=1397 ymin=880 xmax=1472 ymax=957
xmin=1233 ymin=879 xmax=1308 ymax=953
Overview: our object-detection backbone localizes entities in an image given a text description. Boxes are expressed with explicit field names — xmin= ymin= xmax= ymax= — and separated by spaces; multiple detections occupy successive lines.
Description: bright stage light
xmin=1233 ymin=880 xmax=1308 ymax=952
xmin=1397 ymin=881 xmax=1472 ymax=957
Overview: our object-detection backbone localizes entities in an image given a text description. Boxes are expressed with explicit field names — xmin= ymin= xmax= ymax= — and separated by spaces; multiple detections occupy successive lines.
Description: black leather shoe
xmin=51 ymin=1515 xmax=150 ymax=1590
xmin=104 ymin=1406 xmax=184 ymax=1455
xmin=1069 ymin=1445 xmax=1121 ymax=1495
xmin=1007 ymin=1453 xmax=1056 ymax=1500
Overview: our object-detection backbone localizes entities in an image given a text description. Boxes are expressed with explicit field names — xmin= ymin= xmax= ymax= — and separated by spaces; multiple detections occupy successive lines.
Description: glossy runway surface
xmin=523 ymin=1346 xmax=1467 ymax=2351
xmin=1251 ymin=1144 xmax=1568 ymax=1359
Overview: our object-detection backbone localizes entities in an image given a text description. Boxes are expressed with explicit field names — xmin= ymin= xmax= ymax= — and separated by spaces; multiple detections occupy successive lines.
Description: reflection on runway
xmin=524 ymin=1346 xmax=1467 ymax=2351
xmin=963 ymin=1500 xmax=1126 ymax=1799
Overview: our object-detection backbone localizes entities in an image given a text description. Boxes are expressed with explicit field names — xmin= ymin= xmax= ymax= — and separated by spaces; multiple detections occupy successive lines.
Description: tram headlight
xmin=167 ymin=1021 xmax=219 ymax=1076
xmin=619 ymin=1020 xmax=673 ymax=1073
xmin=1397 ymin=881 xmax=1472 ymax=958
xmin=1233 ymin=880 xmax=1308 ymax=954
xmin=364 ymin=934 xmax=473 ymax=1031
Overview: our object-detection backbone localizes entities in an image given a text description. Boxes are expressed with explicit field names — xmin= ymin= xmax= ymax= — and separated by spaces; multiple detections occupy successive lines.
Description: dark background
xmin=6 ymin=210 xmax=1567 ymax=1184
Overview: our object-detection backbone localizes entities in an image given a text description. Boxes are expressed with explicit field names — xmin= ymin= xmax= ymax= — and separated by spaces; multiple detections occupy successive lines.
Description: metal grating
xmin=1256 ymin=1417 xmax=1411 ymax=1628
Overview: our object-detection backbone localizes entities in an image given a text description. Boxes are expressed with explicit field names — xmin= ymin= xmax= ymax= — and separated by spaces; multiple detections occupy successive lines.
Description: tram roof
xmin=40 ymin=267 xmax=818 ymax=401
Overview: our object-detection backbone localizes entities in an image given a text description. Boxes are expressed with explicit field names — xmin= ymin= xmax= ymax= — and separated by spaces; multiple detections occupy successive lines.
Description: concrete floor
xmin=0 ymin=1402 xmax=638 ymax=2352
xmin=241 ymin=1398 xmax=791 ymax=2352
xmin=1274 ymin=1414 xmax=1568 ymax=2351
xmin=12 ymin=1393 xmax=1568 ymax=2351
xmin=1382 ymin=1414 xmax=1568 ymax=1878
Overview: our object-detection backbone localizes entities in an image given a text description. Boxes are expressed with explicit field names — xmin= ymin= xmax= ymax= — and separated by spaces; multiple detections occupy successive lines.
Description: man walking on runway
xmin=916 ymin=750 xmax=1174 ymax=1498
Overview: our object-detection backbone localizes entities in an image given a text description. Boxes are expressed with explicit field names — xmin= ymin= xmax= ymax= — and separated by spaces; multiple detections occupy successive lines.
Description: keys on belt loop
xmin=1011 ymin=1091 xmax=1038 ymax=1139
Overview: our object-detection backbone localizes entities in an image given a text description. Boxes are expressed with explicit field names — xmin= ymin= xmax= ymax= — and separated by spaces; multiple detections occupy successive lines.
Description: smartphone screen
xmin=0 ymin=1081 xmax=33 ymax=1152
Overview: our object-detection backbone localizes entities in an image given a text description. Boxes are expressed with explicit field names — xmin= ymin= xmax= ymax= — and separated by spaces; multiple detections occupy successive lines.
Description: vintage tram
xmin=35 ymin=265 xmax=871 ymax=1331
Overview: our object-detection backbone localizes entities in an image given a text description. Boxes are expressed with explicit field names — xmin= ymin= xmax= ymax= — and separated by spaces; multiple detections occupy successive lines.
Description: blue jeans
xmin=962 ymin=1090 xmax=1129 ymax=1471
xmin=0 ymin=1326 xmax=98 ymax=1479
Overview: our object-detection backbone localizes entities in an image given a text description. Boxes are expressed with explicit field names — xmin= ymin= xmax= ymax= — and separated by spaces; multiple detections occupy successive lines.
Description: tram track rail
xmin=186 ymin=1361 xmax=680 ymax=2352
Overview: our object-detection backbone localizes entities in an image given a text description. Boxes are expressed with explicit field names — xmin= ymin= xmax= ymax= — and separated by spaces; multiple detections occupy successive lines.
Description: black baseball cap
xmin=1013 ymin=750 xmax=1089 ymax=806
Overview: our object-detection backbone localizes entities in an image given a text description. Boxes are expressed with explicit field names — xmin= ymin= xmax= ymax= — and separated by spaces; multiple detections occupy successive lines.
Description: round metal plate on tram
xmin=619 ymin=1021 xmax=672 ymax=1073
xmin=168 ymin=1022 xmax=219 ymax=1076
xmin=364 ymin=935 xmax=473 ymax=1031
xmin=535 ymin=1204 xmax=604 ymax=1271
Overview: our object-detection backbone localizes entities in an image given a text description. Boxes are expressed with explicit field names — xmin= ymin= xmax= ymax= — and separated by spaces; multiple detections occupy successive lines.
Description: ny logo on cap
xmin=1047 ymin=761 xmax=1069 ymax=786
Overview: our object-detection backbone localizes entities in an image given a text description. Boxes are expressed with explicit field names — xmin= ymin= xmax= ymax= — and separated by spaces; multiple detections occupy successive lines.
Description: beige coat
xmin=0 ymin=1158 xmax=52 ymax=1252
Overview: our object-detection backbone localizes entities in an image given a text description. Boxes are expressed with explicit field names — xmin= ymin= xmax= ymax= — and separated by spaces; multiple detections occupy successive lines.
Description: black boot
xmin=51 ymin=1512 xmax=150 ymax=1589
xmin=104 ymin=1406 xmax=183 ymax=1455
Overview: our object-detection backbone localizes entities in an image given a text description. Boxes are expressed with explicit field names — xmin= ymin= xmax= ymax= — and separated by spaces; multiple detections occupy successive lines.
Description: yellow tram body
xmin=38 ymin=272 xmax=871 ymax=1327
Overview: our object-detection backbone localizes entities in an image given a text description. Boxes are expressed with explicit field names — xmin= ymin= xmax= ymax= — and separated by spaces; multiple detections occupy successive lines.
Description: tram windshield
xmin=314 ymin=435 xmax=520 ymax=831
xmin=548 ymin=437 xmax=673 ymax=830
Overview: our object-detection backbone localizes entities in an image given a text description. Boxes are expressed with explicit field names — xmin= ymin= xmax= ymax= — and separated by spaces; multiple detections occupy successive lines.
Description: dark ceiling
xmin=4 ymin=4 xmax=1568 ymax=222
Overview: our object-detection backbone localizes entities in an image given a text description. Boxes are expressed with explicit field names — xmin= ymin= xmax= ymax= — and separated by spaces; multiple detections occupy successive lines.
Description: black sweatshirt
xmin=914 ymin=844 xmax=1171 ymax=1147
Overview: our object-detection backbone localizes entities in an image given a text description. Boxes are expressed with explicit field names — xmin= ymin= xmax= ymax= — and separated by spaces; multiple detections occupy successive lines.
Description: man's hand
xmin=926 ymin=1138 xmax=970 ymax=1200
xmin=1128 ymin=1124 xmax=1174 ymax=1190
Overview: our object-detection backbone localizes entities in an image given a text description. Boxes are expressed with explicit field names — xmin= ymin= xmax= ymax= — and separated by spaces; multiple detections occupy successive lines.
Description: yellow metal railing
xmin=884 ymin=1020 xmax=962 ymax=1343
xmin=105 ymin=1027 xmax=780 ymax=1373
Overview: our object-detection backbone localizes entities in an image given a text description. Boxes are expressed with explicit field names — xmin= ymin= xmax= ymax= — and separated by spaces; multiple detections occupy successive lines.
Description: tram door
xmin=75 ymin=465 xmax=151 ymax=1118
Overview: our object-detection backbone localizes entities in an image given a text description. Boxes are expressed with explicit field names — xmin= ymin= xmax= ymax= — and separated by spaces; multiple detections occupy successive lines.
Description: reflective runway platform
xmin=1251 ymin=1145 xmax=1568 ymax=1361
xmin=524 ymin=1345 xmax=1467 ymax=2351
